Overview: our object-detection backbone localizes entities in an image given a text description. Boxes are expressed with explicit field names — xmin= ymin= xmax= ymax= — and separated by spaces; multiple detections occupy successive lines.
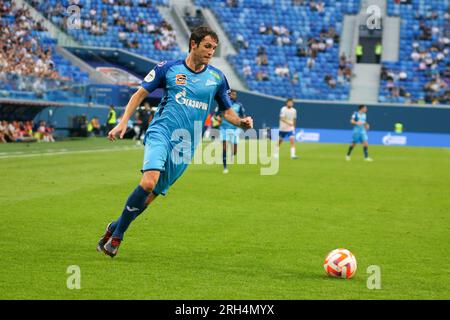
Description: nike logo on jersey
xmin=126 ymin=206 xmax=140 ymax=212
xmin=192 ymin=78 xmax=201 ymax=83
xmin=205 ymin=79 xmax=218 ymax=86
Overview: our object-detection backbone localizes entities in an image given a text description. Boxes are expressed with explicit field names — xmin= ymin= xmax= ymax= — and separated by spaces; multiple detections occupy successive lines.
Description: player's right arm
xmin=108 ymin=87 xmax=148 ymax=141
xmin=108 ymin=61 xmax=167 ymax=141
xmin=280 ymin=108 xmax=293 ymax=126
xmin=280 ymin=117 xmax=293 ymax=126
xmin=350 ymin=112 xmax=363 ymax=126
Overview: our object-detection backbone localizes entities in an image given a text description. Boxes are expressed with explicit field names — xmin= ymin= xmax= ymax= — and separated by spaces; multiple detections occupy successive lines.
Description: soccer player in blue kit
xmin=346 ymin=104 xmax=373 ymax=162
xmin=97 ymin=27 xmax=253 ymax=257
xmin=217 ymin=89 xmax=245 ymax=174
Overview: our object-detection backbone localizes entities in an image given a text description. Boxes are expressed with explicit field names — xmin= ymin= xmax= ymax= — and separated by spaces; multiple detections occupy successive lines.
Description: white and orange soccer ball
xmin=323 ymin=248 xmax=357 ymax=279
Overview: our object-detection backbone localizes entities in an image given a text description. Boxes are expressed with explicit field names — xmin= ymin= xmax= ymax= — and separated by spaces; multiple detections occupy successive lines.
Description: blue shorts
xmin=142 ymin=133 xmax=190 ymax=196
xmin=220 ymin=127 xmax=240 ymax=144
xmin=279 ymin=130 xmax=295 ymax=140
xmin=352 ymin=132 xmax=368 ymax=143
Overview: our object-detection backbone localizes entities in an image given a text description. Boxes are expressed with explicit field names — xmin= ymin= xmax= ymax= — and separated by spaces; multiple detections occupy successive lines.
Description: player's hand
xmin=108 ymin=122 xmax=127 ymax=141
xmin=240 ymin=116 xmax=253 ymax=129
xmin=356 ymin=121 xmax=364 ymax=125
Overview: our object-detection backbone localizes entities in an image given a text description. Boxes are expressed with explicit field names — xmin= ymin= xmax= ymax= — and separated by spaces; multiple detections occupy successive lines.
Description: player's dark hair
xmin=286 ymin=98 xmax=294 ymax=103
xmin=189 ymin=26 xmax=219 ymax=52
xmin=358 ymin=104 xmax=366 ymax=110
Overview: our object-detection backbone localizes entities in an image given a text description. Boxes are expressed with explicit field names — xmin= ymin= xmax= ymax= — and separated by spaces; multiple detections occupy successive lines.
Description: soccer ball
xmin=323 ymin=248 xmax=357 ymax=279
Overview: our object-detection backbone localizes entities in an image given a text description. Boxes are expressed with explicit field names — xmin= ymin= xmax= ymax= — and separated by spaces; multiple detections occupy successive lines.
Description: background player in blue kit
xmin=346 ymin=104 xmax=373 ymax=162
xmin=217 ymin=89 xmax=245 ymax=173
xmin=97 ymin=26 xmax=253 ymax=257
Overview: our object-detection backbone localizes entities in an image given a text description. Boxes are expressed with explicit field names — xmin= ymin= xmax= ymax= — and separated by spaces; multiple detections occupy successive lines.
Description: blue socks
xmin=109 ymin=185 xmax=150 ymax=240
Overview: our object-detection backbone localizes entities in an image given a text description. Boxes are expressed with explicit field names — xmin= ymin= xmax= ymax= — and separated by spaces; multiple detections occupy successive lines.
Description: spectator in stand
xmin=0 ymin=1 xmax=65 ymax=89
xmin=275 ymin=64 xmax=290 ymax=78
xmin=292 ymin=0 xmax=304 ymax=5
xmin=255 ymin=69 xmax=269 ymax=81
xmin=258 ymin=22 xmax=267 ymax=35
xmin=291 ymin=72 xmax=299 ymax=84
xmin=36 ymin=120 xmax=54 ymax=142
xmin=0 ymin=120 xmax=7 ymax=143
xmin=307 ymin=56 xmax=315 ymax=69
xmin=118 ymin=29 xmax=127 ymax=44
xmin=138 ymin=0 xmax=149 ymax=8
xmin=235 ymin=33 xmax=249 ymax=51
xmin=324 ymin=74 xmax=336 ymax=88
xmin=131 ymin=38 xmax=139 ymax=49
xmin=256 ymin=46 xmax=269 ymax=65
xmin=242 ymin=64 xmax=252 ymax=78
xmin=226 ymin=0 xmax=238 ymax=8
xmin=337 ymin=69 xmax=346 ymax=85
xmin=7 ymin=121 xmax=19 ymax=142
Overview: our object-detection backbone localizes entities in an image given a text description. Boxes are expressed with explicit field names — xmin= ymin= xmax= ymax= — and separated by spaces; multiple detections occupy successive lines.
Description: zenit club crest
xmin=176 ymin=74 xmax=187 ymax=85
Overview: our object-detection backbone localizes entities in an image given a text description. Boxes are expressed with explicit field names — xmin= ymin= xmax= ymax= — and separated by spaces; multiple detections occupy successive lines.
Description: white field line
xmin=0 ymin=146 xmax=142 ymax=160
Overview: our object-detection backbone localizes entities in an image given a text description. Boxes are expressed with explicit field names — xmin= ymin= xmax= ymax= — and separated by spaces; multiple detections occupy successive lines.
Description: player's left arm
xmin=215 ymin=75 xmax=253 ymax=129
xmin=365 ymin=122 xmax=370 ymax=130
xmin=223 ymin=108 xmax=253 ymax=129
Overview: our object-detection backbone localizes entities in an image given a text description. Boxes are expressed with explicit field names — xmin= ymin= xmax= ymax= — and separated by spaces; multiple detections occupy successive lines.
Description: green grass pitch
xmin=0 ymin=138 xmax=449 ymax=299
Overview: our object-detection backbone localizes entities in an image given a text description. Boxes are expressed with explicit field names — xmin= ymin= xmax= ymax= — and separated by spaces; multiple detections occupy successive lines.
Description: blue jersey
xmin=351 ymin=111 xmax=367 ymax=134
xmin=141 ymin=60 xmax=233 ymax=151
xmin=219 ymin=101 xmax=245 ymax=130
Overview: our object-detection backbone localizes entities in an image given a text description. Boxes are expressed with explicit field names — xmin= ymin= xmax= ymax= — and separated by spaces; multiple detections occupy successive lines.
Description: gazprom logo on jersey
xmin=382 ymin=133 xmax=407 ymax=146
xmin=175 ymin=90 xmax=208 ymax=111
xmin=295 ymin=130 xmax=320 ymax=142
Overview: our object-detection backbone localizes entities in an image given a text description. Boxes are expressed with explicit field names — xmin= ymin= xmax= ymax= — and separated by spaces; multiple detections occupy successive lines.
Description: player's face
xmin=229 ymin=91 xmax=237 ymax=101
xmin=286 ymin=100 xmax=294 ymax=108
xmin=360 ymin=106 xmax=368 ymax=113
xmin=192 ymin=35 xmax=218 ymax=65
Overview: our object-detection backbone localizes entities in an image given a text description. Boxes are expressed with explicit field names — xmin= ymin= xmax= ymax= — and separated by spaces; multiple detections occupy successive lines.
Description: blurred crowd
xmin=29 ymin=0 xmax=177 ymax=52
xmin=0 ymin=1 xmax=66 ymax=81
xmin=237 ymin=21 xmax=351 ymax=88
xmin=380 ymin=5 xmax=449 ymax=104
xmin=0 ymin=120 xmax=54 ymax=143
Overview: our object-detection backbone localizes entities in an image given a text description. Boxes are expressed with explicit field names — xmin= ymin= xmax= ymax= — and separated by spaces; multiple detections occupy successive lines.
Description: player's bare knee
xmin=140 ymin=171 xmax=159 ymax=192
xmin=140 ymin=179 xmax=155 ymax=192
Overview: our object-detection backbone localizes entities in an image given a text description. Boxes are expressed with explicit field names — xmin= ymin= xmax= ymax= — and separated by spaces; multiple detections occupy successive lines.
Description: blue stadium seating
xmin=195 ymin=0 xmax=361 ymax=100
xmin=0 ymin=8 xmax=90 ymax=102
xmin=32 ymin=0 xmax=184 ymax=62
xmin=381 ymin=0 xmax=449 ymax=103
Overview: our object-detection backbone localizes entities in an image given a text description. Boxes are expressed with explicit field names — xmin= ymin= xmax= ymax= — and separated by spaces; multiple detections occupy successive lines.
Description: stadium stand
xmin=8 ymin=0 xmax=448 ymax=105
xmin=380 ymin=0 xmax=449 ymax=104
xmin=28 ymin=0 xmax=184 ymax=62
xmin=194 ymin=0 xmax=360 ymax=100
xmin=0 ymin=0 xmax=89 ymax=102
